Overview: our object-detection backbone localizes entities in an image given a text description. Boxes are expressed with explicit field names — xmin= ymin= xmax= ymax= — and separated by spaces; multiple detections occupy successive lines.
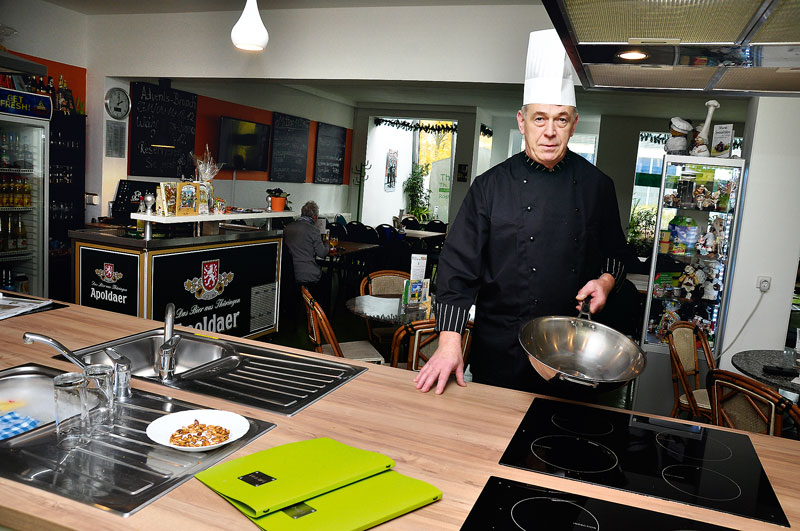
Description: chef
xmin=415 ymin=29 xmax=630 ymax=395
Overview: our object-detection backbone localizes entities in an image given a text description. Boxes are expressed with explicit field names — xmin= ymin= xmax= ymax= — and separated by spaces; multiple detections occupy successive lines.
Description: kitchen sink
xmin=0 ymin=363 xmax=274 ymax=517
xmin=60 ymin=329 xmax=367 ymax=416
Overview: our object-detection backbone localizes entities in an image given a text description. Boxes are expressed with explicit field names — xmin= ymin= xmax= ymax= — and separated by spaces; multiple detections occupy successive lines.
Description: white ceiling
xmin=43 ymin=0 xmax=536 ymax=15
xmin=42 ymin=0 xmax=750 ymax=122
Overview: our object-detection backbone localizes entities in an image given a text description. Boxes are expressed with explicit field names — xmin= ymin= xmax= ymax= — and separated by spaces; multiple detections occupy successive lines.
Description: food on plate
xmin=169 ymin=419 xmax=230 ymax=447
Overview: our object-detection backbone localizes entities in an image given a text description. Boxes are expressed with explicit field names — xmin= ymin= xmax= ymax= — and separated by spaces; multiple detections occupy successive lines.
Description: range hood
xmin=543 ymin=0 xmax=800 ymax=95
xmin=0 ymin=49 xmax=46 ymax=77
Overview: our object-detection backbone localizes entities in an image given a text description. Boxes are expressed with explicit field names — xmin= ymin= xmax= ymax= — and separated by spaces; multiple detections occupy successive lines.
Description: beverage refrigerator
xmin=0 ymin=88 xmax=52 ymax=297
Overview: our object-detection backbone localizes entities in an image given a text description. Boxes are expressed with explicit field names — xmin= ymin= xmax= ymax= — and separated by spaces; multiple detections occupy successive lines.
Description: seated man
xmin=283 ymin=200 xmax=330 ymax=313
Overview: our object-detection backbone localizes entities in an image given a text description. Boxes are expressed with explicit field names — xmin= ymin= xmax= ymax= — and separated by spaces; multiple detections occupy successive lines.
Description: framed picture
xmin=176 ymin=182 xmax=199 ymax=216
xmin=385 ymin=149 xmax=397 ymax=192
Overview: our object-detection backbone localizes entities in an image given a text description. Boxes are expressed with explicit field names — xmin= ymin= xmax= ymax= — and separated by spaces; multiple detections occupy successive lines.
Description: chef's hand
xmin=414 ymin=331 xmax=465 ymax=395
xmin=576 ymin=273 xmax=615 ymax=314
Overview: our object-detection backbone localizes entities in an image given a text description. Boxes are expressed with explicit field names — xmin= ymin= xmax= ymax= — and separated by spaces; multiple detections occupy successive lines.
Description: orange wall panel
xmin=7 ymin=50 xmax=86 ymax=109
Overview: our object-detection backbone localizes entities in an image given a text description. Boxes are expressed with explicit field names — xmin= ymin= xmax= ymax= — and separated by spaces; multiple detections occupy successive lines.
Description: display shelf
xmin=130 ymin=211 xmax=298 ymax=241
xmin=0 ymin=168 xmax=34 ymax=174
xmin=0 ymin=207 xmax=34 ymax=213
xmin=640 ymin=155 xmax=746 ymax=357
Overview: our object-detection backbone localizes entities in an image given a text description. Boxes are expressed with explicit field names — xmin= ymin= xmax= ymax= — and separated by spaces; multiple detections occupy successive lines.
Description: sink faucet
xmin=22 ymin=332 xmax=86 ymax=370
xmin=22 ymin=333 xmax=133 ymax=399
xmin=164 ymin=302 xmax=175 ymax=343
xmin=155 ymin=335 xmax=181 ymax=382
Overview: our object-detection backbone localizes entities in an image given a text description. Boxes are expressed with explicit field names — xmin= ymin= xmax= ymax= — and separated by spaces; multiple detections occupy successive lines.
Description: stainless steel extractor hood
xmin=0 ymin=49 xmax=46 ymax=76
xmin=543 ymin=0 xmax=800 ymax=95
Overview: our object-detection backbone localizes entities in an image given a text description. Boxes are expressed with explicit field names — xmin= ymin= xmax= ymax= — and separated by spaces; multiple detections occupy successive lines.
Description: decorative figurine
xmin=665 ymin=117 xmax=692 ymax=155
xmin=691 ymin=100 xmax=720 ymax=156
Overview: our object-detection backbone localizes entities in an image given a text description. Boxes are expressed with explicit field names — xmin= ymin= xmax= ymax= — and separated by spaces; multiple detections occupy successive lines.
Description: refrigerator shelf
xmin=0 ymin=207 xmax=34 ymax=213
xmin=0 ymin=251 xmax=34 ymax=263
xmin=0 ymin=168 xmax=34 ymax=175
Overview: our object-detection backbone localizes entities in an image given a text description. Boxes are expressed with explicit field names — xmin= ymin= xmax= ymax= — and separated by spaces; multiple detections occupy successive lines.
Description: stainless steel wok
xmin=518 ymin=301 xmax=646 ymax=394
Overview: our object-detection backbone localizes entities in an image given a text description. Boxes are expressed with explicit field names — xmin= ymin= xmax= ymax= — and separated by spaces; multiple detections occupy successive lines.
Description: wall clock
xmin=104 ymin=87 xmax=131 ymax=120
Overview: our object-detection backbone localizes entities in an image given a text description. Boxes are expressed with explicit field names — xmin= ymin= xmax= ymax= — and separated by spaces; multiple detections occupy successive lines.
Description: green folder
xmin=245 ymin=470 xmax=442 ymax=531
xmin=194 ymin=437 xmax=395 ymax=517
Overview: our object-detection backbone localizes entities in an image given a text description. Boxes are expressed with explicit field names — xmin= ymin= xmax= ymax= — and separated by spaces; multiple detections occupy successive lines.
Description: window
xmin=568 ymin=133 xmax=598 ymax=164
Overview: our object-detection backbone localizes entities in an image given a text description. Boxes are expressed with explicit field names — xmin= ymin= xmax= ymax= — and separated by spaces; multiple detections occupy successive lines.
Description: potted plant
xmin=627 ymin=200 xmax=657 ymax=258
xmin=402 ymin=163 xmax=431 ymax=223
xmin=266 ymin=187 xmax=291 ymax=211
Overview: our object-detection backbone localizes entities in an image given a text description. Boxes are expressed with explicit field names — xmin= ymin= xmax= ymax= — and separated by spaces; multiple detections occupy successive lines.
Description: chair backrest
xmin=667 ymin=321 xmax=715 ymax=414
xmin=390 ymin=319 xmax=474 ymax=370
xmin=300 ymin=286 xmax=344 ymax=358
xmin=424 ymin=219 xmax=447 ymax=233
xmin=374 ymin=224 xmax=398 ymax=246
xmin=400 ymin=216 xmax=420 ymax=230
xmin=328 ymin=222 xmax=348 ymax=241
xmin=360 ymin=270 xmax=409 ymax=296
xmin=344 ymin=221 xmax=366 ymax=241
xmin=359 ymin=225 xmax=380 ymax=245
xmin=707 ymin=369 xmax=800 ymax=438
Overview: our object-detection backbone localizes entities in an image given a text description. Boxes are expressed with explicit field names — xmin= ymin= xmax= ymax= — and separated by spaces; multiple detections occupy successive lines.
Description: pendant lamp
xmin=231 ymin=0 xmax=268 ymax=51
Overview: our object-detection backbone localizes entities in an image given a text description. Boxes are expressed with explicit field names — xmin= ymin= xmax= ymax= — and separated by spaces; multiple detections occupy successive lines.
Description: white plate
xmin=146 ymin=409 xmax=250 ymax=452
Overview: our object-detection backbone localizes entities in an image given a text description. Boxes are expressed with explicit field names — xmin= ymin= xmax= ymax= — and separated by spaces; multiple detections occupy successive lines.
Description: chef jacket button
xmin=531 ymin=267 xmax=537 ymax=273
xmin=573 ymin=237 xmax=578 ymax=243
xmin=533 ymin=299 xmax=539 ymax=305
xmin=572 ymin=179 xmax=577 ymax=185
xmin=571 ymin=267 xmax=576 ymax=273
xmin=575 ymin=207 xmax=580 ymax=213
xmin=526 ymin=205 xmax=532 ymax=211
xmin=523 ymin=179 xmax=528 ymax=184
xmin=529 ymin=235 xmax=535 ymax=241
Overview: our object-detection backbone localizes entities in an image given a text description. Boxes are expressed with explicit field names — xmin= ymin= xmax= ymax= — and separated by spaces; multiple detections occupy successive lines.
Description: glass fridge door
xmin=641 ymin=155 xmax=746 ymax=359
xmin=0 ymin=115 xmax=47 ymax=297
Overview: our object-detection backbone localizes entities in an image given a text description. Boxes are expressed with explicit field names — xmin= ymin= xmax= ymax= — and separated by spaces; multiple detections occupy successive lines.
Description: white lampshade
xmin=231 ymin=0 xmax=269 ymax=52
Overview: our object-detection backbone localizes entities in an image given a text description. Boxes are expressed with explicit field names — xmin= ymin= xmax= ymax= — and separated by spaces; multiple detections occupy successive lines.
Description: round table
xmin=730 ymin=349 xmax=800 ymax=393
xmin=345 ymin=295 xmax=431 ymax=325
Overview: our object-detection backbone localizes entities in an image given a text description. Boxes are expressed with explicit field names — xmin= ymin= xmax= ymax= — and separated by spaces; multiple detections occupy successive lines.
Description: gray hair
xmin=301 ymin=200 xmax=319 ymax=218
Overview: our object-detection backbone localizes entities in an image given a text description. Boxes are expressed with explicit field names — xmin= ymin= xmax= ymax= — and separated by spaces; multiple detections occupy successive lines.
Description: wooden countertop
xmin=1 ymin=301 xmax=799 ymax=530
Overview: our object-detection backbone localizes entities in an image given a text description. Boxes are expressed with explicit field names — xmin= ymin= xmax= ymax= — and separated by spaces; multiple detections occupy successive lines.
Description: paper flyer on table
xmin=0 ymin=294 xmax=53 ymax=321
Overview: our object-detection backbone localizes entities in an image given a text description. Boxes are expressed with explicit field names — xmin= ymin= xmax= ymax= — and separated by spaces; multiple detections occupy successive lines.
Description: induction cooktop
xmin=462 ymin=476 xmax=736 ymax=530
xmin=499 ymin=399 xmax=789 ymax=527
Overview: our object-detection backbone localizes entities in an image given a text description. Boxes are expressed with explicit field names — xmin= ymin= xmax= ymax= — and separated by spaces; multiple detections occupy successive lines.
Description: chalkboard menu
xmin=270 ymin=112 xmax=309 ymax=183
xmin=129 ymin=82 xmax=197 ymax=178
xmin=314 ymin=122 xmax=347 ymax=184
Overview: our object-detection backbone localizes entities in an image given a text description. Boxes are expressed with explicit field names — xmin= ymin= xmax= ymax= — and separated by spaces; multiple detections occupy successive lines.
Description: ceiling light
xmin=618 ymin=51 xmax=648 ymax=61
xmin=231 ymin=0 xmax=269 ymax=52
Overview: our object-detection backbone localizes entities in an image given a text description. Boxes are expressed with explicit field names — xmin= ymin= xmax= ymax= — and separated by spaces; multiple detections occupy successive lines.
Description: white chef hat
xmin=523 ymin=29 xmax=576 ymax=107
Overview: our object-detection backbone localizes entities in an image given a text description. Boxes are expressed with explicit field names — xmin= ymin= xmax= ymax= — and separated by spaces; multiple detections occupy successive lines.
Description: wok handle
xmin=559 ymin=373 xmax=599 ymax=388
xmin=577 ymin=298 xmax=592 ymax=321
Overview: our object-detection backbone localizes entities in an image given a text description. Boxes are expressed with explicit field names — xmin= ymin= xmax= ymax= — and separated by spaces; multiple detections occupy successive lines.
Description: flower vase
xmin=270 ymin=196 xmax=286 ymax=211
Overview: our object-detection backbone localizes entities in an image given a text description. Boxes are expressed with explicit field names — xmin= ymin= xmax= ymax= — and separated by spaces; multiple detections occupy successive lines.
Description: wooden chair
xmin=300 ymin=286 xmax=384 ymax=364
xmin=359 ymin=270 xmax=410 ymax=347
xmin=327 ymin=222 xmax=347 ymax=242
xmin=667 ymin=321 xmax=716 ymax=421
xmin=344 ymin=221 xmax=366 ymax=242
xmin=390 ymin=319 xmax=474 ymax=370
xmin=707 ymin=369 xmax=800 ymax=438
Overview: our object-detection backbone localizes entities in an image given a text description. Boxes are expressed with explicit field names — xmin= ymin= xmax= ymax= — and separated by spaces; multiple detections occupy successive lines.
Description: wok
xmin=518 ymin=300 xmax=646 ymax=395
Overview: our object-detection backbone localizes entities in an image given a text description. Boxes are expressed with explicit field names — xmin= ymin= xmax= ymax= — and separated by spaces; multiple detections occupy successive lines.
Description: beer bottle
xmin=0 ymin=131 xmax=9 ymax=168
xmin=6 ymin=214 xmax=17 ymax=251
xmin=16 ymin=216 xmax=26 ymax=250
xmin=0 ymin=214 xmax=7 ymax=252
xmin=12 ymin=176 xmax=22 ymax=207
xmin=23 ymin=177 xmax=31 ymax=207
xmin=0 ymin=175 xmax=8 ymax=207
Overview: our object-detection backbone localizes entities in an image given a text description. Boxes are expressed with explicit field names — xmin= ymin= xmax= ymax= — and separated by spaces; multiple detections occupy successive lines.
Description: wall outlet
xmin=757 ymin=276 xmax=772 ymax=293
xmin=85 ymin=193 xmax=99 ymax=205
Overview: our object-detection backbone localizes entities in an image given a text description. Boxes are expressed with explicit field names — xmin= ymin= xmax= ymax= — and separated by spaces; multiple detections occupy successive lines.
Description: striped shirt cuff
xmin=434 ymin=301 xmax=469 ymax=334
xmin=602 ymin=257 xmax=626 ymax=292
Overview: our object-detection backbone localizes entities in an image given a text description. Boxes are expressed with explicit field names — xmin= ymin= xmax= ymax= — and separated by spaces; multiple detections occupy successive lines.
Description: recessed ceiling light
xmin=618 ymin=51 xmax=648 ymax=61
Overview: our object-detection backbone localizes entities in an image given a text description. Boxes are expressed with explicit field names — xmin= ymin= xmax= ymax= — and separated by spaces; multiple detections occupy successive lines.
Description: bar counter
xmin=1 ymin=300 xmax=799 ymax=529
xmin=69 ymin=226 xmax=283 ymax=338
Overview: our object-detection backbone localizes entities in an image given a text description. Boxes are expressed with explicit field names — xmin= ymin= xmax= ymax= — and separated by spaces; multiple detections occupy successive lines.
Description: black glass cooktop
xmin=500 ymin=399 xmax=788 ymax=527
xmin=462 ymin=476 xmax=736 ymax=530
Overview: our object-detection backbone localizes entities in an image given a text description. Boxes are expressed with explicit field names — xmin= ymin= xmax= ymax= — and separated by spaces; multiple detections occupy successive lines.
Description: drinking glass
xmin=84 ymin=364 xmax=114 ymax=434
xmin=330 ymin=235 xmax=339 ymax=248
xmin=53 ymin=372 xmax=87 ymax=449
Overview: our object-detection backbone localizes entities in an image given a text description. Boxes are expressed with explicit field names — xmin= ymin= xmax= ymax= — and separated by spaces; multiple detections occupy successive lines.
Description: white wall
xmin=0 ymin=0 xmax=88 ymax=67
xmin=720 ymin=97 xmax=800 ymax=367
xmin=362 ymin=120 xmax=413 ymax=227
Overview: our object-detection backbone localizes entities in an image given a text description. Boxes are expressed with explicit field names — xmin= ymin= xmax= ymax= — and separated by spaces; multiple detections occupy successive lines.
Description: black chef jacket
xmin=434 ymin=150 xmax=628 ymax=393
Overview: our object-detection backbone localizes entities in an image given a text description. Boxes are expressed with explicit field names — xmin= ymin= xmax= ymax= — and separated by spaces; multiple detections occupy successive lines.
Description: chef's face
xmin=517 ymin=104 xmax=578 ymax=169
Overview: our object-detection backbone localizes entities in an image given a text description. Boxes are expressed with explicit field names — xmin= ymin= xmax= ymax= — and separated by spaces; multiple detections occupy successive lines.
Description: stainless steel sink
xmin=75 ymin=330 xmax=236 ymax=379
xmin=63 ymin=329 xmax=367 ymax=416
xmin=0 ymin=363 xmax=274 ymax=517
